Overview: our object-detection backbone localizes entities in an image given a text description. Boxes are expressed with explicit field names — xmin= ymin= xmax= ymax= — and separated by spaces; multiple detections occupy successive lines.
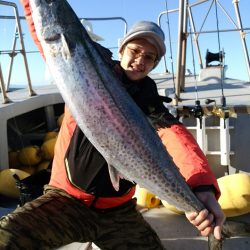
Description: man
xmin=0 ymin=1 xmax=224 ymax=249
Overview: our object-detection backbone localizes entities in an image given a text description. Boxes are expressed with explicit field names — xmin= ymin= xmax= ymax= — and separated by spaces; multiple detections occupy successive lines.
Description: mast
xmin=174 ymin=0 xmax=187 ymax=106
xmin=232 ymin=0 xmax=250 ymax=82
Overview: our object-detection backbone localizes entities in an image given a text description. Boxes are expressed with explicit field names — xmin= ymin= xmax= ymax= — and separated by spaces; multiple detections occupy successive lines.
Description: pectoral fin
xmin=108 ymin=164 xmax=120 ymax=191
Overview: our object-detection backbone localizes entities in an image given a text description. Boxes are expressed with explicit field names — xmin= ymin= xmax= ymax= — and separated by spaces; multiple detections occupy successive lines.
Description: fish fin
xmin=108 ymin=164 xmax=121 ymax=191
xmin=93 ymin=42 xmax=116 ymax=68
xmin=61 ymin=34 xmax=71 ymax=60
xmin=93 ymin=42 xmax=125 ymax=81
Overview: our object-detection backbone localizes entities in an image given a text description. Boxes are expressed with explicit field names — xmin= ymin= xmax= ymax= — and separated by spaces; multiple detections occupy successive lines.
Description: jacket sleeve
xmin=157 ymin=124 xmax=221 ymax=199
xmin=20 ymin=0 xmax=44 ymax=58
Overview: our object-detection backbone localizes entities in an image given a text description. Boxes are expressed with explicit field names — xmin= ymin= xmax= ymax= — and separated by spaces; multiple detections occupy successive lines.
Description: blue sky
xmin=0 ymin=0 xmax=249 ymax=86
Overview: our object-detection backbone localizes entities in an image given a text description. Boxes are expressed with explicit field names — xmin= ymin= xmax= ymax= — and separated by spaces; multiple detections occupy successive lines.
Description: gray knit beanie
xmin=119 ymin=21 xmax=166 ymax=61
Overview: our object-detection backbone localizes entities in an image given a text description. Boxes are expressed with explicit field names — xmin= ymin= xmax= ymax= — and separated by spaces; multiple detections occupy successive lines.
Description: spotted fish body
xmin=29 ymin=0 xmax=204 ymax=212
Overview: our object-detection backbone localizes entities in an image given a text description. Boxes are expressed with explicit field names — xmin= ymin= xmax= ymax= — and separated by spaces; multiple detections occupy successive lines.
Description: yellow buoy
xmin=43 ymin=131 xmax=58 ymax=142
xmin=134 ymin=186 xmax=161 ymax=208
xmin=36 ymin=161 xmax=51 ymax=172
xmin=18 ymin=165 xmax=36 ymax=175
xmin=8 ymin=150 xmax=20 ymax=168
xmin=161 ymin=200 xmax=184 ymax=215
xmin=41 ymin=137 xmax=57 ymax=160
xmin=57 ymin=113 xmax=64 ymax=127
xmin=218 ymin=173 xmax=250 ymax=217
xmin=0 ymin=169 xmax=30 ymax=198
xmin=18 ymin=146 xmax=42 ymax=166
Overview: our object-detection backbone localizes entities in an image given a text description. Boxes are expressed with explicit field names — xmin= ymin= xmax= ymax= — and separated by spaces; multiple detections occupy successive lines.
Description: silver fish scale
xmin=30 ymin=0 xmax=204 ymax=213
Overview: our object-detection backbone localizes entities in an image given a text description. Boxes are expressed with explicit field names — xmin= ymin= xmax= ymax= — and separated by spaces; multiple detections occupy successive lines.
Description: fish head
xmin=29 ymin=0 xmax=89 ymax=59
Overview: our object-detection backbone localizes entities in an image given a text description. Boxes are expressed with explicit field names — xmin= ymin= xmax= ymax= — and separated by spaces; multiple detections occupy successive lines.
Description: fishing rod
xmin=204 ymin=0 xmax=231 ymax=174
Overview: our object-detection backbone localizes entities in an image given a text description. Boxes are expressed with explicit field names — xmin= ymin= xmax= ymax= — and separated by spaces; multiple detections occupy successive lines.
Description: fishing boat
xmin=0 ymin=0 xmax=249 ymax=249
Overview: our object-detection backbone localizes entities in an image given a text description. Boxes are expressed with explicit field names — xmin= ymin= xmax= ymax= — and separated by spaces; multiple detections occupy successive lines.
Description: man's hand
xmin=185 ymin=191 xmax=225 ymax=240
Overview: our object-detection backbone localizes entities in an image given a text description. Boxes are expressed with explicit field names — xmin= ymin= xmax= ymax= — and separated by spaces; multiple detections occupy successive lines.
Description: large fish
xmin=29 ymin=0 xmax=204 ymax=213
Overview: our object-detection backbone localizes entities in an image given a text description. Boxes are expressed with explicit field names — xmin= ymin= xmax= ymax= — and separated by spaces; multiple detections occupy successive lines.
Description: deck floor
xmin=152 ymin=72 xmax=250 ymax=108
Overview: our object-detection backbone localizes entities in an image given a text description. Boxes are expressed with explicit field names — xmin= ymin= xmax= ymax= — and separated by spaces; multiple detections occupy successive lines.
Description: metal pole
xmin=174 ymin=0 xmax=185 ymax=105
xmin=0 ymin=0 xmax=36 ymax=96
xmin=161 ymin=0 xmax=170 ymax=73
xmin=0 ymin=63 xmax=11 ymax=103
xmin=180 ymin=1 xmax=188 ymax=92
xmin=232 ymin=0 xmax=250 ymax=82
xmin=187 ymin=5 xmax=203 ymax=69
xmin=13 ymin=3 xmax=36 ymax=96
xmin=6 ymin=26 xmax=18 ymax=91
xmin=196 ymin=117 xmax=207 ymax=153
xmin=220 ymin=117 xmax=230 ymax=174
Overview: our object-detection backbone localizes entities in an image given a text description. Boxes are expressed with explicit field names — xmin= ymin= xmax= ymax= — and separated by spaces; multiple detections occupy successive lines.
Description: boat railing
xmin=79 ymin=17 xmax=127 ymax=37
xmin=0 ymin=2 xmax=128 ymax=104
xmin=0 ymin=0 xmax=35 ymax=104
xmin=158 ymin=0 xmax=250 ymax=102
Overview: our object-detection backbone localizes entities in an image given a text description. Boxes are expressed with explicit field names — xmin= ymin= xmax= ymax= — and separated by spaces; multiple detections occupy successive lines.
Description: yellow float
xmin=41 ymin=137 xmax=57 ymax=160
xmin=134 ymin=186 xmax=161 ymax=208
xmin=0 ymin=169 xmax=30 ymax=198
xmin=161 ymin=200 xmax=184 ymax=215
xmin=57 ymin=113 xmax=64 ymax=127
xmin=18 ymin=165 xmax=36 ymax=175
xmin=18 ymin=145 xmax=42 ymax=166
xmin=218 ymin=173 xmax=250 ymax=217
xmin=43 ymin=131 xmax=58 ymax=142
xmin=8 ymin=150 xmax=20 ymax=168
xmin=36 ymin=161 xmax=51 ymax=172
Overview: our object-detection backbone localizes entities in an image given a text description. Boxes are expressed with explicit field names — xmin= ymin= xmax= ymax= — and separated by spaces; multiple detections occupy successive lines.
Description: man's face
xmin=119 ymin=39 xmax=158 ymax=81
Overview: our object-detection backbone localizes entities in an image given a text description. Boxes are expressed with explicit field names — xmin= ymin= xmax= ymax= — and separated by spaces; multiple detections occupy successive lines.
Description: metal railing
xmin=158 ymin=0 xmax=250 ymax=103
xmin=0 ymin=2 xmax=128 ymax=104
xmin=0 ymin=0 xmax=35 ymax=104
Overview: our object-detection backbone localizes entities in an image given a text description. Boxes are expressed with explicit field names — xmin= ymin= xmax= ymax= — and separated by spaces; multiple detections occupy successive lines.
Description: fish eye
xmin=44 ymin=33 xmax=61 ymax=42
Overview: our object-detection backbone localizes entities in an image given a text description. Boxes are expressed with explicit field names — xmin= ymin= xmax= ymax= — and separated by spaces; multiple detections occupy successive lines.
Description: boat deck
xmin=2 ymin=72 xmax=250 ymax=112
xmin=0 ymin=84 xmax=62 ymax=112
xmin=0 ymin=75 xmax=250 ymax=249
xmin=152 ymin=72 xmax=250 ymax=109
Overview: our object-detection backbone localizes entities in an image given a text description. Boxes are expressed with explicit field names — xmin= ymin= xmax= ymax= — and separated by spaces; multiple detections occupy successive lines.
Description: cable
xmin=214 ymin=0 xmax=225 ymax=103
xmin=188 ymin=4 xmax=204 ymax=128
xmin=164 ymin=0 xmax=176 ymax=92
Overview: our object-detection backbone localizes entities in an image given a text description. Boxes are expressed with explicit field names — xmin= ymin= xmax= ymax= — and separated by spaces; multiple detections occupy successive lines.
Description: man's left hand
xmin=185 ymin=191 xmax=225 ymax=240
